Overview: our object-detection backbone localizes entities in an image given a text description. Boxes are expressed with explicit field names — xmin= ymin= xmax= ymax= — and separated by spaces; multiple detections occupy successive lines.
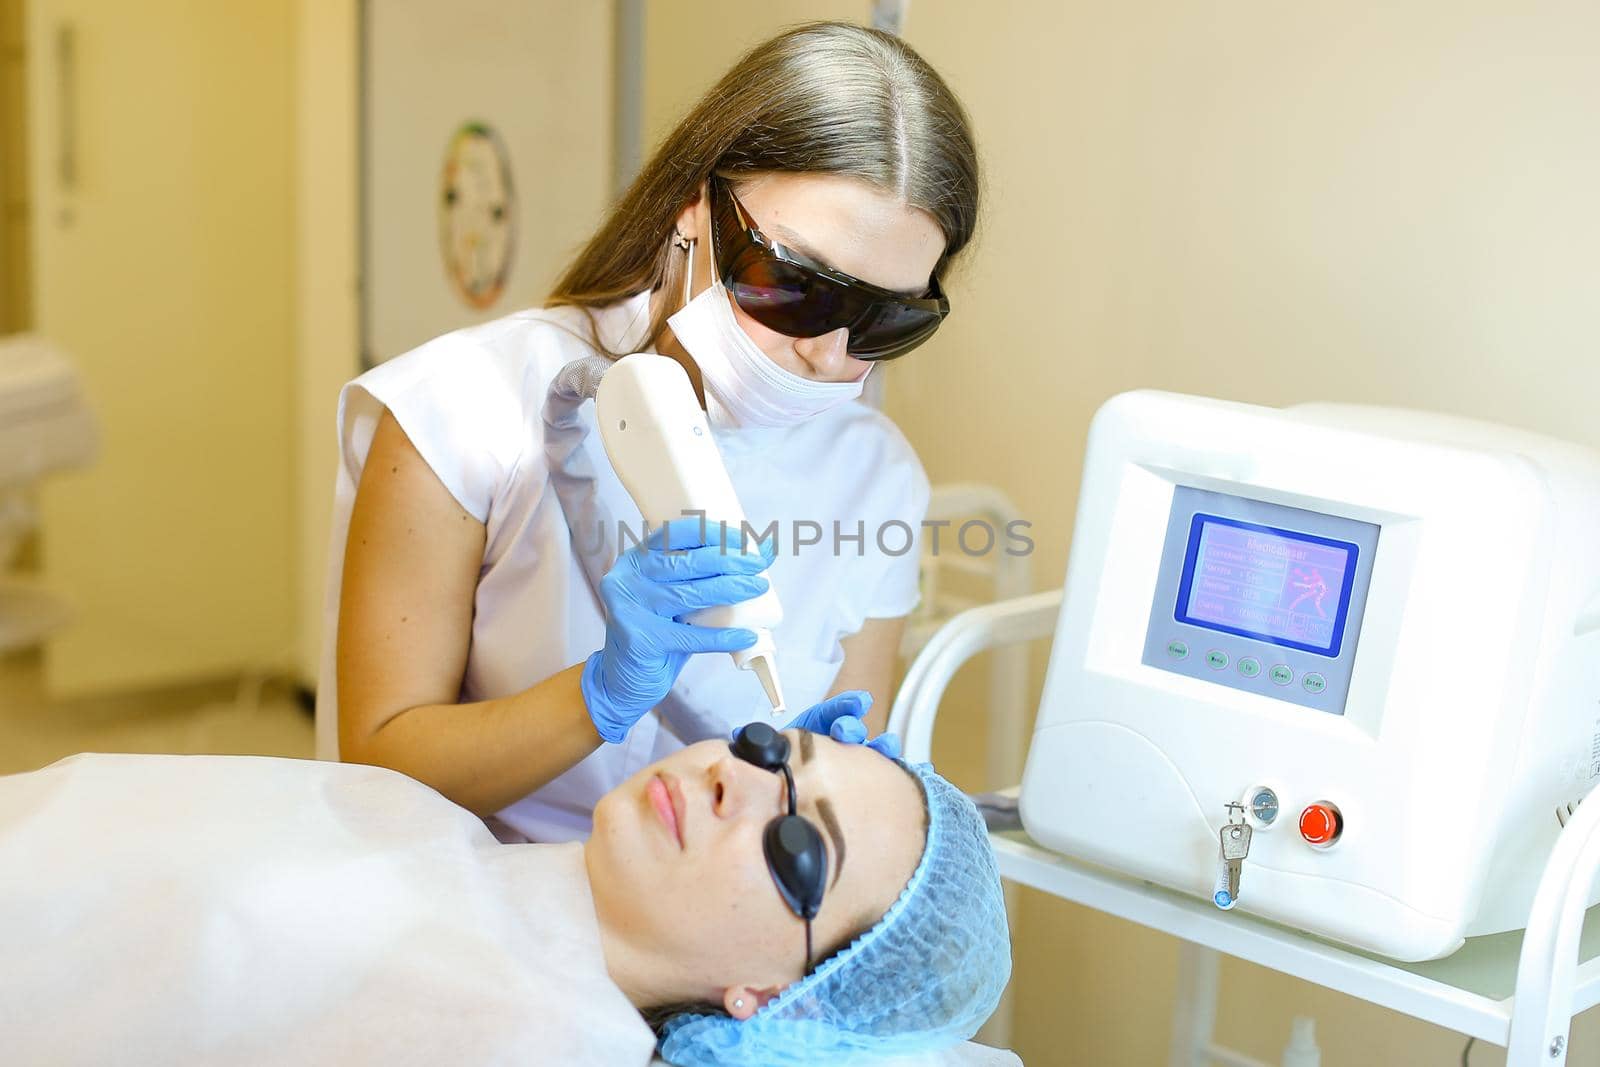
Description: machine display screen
xmin=1175 ymin=515 xmax=1360 ymax=656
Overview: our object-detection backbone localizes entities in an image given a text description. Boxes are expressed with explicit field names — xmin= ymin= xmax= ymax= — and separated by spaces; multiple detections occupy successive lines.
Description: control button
xmin=1205 ymin=650 xmax=1229 ymax=670
xmin=1237 ymin=657 xmax=1262 ymax=679
xmin=1302 ymin=673 xmax=1327 ymax=695
xmin=1166 ymin=640 xmax=1189 ymax=661
xmin=1299 ymin=802 xmax=1343 ymax=847
xmin=1269 ymin=664 xmax=1294 ymax=686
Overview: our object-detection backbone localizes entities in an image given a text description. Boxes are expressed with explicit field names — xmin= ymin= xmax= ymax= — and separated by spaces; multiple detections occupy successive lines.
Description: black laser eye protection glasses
xmin=728 ymin=721 xmax=828 ymax=976
xmin=708 ymin=175 xmax=950 ymax=362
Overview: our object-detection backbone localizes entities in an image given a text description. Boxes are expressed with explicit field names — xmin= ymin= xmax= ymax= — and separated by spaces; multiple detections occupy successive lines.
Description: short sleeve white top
xmin=315 ymin=290 xmax=930 ymax=842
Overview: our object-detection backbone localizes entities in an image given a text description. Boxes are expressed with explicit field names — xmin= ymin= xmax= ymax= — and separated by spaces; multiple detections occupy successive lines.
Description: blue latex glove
xmin=584 ymin=517 xmax=774 ymax=743
xmin=780 ymin=690 xmax=903 ymax=759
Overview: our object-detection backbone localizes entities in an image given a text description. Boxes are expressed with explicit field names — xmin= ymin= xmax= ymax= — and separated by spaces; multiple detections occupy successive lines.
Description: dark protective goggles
xmin=709 ymin=176 xmax=950 ymax=362
xmin=729 ymin=721 xmax=827 ymax=975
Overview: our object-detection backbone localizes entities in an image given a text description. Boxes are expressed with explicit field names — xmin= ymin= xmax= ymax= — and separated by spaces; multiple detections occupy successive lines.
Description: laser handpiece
xmin=594 ymin=354 xmax=787 ymax=716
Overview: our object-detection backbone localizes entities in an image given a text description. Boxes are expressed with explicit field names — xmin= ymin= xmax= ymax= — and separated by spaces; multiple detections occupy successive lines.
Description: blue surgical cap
xmin=657 ymin=761 xmax=1012 ymax=1066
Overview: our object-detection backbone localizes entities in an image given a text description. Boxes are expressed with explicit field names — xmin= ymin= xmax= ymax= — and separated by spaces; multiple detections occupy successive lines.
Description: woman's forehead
xmin=793 ymin=735 xmax=925 ymax=924
xmin=730 ymin=172 xmax=944 ymax=295
xmin=789 ymin=732 xmax=923 ymax=830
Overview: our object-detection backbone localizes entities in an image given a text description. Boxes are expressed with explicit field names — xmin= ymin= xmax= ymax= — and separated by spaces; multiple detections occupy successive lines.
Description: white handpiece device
xmin=594 ymin=354 xmax=786 ymax=715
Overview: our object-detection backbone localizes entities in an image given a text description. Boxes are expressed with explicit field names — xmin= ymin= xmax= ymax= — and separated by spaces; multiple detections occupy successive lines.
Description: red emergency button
xmin=1299 ymin=802 xmax=1343 ymax=847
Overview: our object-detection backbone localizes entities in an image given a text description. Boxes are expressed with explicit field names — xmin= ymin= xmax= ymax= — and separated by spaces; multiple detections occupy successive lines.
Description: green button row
xmin=1166 ymin=639 xmax=1326 ymax=698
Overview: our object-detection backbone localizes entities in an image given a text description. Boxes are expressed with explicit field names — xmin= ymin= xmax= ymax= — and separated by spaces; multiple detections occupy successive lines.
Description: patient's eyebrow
xmin=797 ymin=730 xmax=846 ymax=889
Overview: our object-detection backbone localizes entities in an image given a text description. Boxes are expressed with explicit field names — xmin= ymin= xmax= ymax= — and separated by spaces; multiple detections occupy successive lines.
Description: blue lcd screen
xmin=1175 ymin=514 xmax=1361 ymax=657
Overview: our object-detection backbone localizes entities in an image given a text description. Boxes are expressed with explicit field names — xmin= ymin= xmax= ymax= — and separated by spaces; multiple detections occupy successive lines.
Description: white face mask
xmin=665 ymin=234 xmax=870 ymax=430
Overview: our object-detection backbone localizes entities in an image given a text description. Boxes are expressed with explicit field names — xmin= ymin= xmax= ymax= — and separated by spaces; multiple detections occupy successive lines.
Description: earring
xmin=681 ymin=234 xmax=696 ymax=306
xmin=673 ymin=230 xmax=691 ymax=252
xmin=734 ymin=998 xmax=745 ymax=1010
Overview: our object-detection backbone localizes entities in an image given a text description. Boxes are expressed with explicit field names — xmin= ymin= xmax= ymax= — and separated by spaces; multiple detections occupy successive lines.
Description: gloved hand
xmin=584 ymin=517 xmax=774 ymax=744
xmin=780 ymin=690 xmax=903 ymax=759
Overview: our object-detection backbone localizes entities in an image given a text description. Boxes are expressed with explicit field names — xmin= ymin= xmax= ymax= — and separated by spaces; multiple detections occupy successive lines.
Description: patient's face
xmin=586 ymin=729 xmax=925 ymax=1010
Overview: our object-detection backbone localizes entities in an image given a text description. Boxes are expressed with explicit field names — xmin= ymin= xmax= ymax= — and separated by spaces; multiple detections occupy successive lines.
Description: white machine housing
xmin=1020 ymin=390 xmax=1600 ymax=961
xmin=594 ymin=354 xmax=786 ymax=712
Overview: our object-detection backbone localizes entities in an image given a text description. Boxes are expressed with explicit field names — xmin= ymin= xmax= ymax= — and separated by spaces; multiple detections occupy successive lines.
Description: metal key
xmin=1220 ymin=811 xmax=1253 ymax=903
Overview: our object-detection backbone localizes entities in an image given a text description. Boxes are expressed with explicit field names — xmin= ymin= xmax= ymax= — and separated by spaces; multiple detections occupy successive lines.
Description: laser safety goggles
xmin=729 ymin=721 xmax=828 ymax=974
xmin=710 ymin=176 xmax=950 ymax=362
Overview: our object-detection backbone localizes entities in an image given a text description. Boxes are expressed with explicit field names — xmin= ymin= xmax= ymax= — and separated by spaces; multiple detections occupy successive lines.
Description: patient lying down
xmin=0 ymin=729 xmax=1009 ymax=1066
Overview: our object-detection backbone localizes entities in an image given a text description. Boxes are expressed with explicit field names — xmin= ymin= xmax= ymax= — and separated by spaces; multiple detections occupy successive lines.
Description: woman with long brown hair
xmin=319 ymin=21 xmax=979 ymax=853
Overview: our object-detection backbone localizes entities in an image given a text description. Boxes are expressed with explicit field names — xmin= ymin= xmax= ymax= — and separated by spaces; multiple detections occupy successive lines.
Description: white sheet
xmin=0 ymin=753 xmax=1021 ymax=1066
xmin=0 ymin=753 xmax=655 ymax=1065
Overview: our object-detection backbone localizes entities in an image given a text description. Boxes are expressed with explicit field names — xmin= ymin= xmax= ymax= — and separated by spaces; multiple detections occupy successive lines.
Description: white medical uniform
xmin=0 ymin=754 xmax=656 ymax=1066
xmin=316 ymin=290 xmax=929 ymax=842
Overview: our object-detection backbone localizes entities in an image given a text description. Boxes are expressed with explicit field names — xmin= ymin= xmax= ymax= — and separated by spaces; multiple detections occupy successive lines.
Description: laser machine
xmin=1019 ymin=391 xmax=1600 ymax=961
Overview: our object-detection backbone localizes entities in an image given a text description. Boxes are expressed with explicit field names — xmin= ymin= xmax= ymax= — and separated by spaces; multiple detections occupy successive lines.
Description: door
xmin=26 ymin=1 xmax=294 ymax=696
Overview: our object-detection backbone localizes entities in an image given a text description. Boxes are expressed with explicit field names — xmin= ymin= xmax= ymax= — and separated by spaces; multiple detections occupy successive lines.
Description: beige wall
xmin=647 ymin=4 xmax=1600 ymax=1065
xmin=901 ymin=9 xmax=1599 ymax=1062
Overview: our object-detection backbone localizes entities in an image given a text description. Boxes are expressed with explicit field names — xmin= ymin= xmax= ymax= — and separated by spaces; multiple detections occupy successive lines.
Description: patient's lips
xmin=648 ymin=773 xmax=684 ymax=849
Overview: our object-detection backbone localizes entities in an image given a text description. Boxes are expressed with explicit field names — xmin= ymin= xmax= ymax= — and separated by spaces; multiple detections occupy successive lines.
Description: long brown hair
xmin=545 ymin=20 xmax=980 ymax=357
